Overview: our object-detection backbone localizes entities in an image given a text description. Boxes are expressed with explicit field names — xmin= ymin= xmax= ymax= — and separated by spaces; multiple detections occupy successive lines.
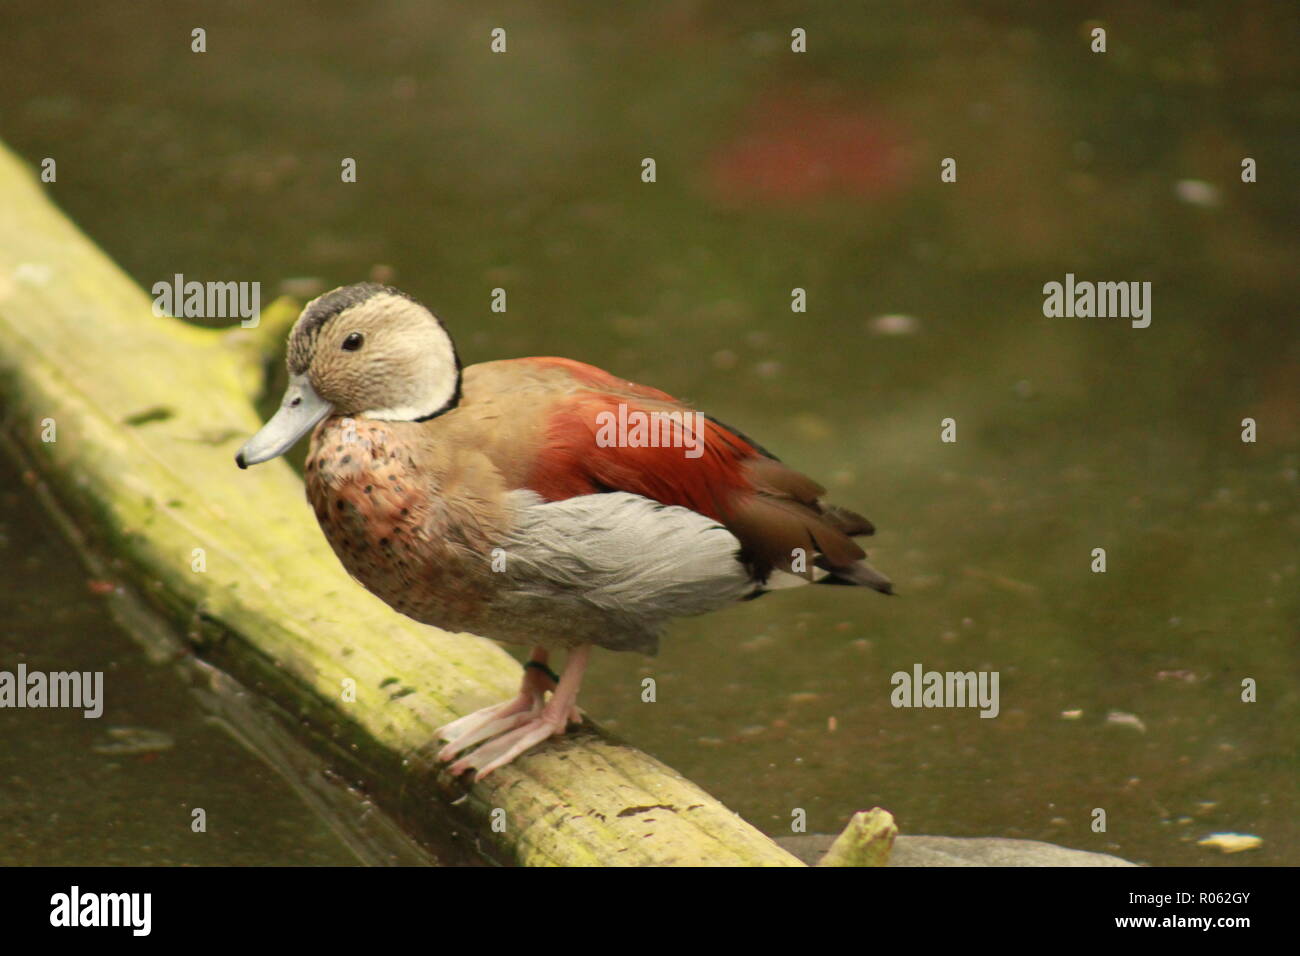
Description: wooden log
xmin=816 ymin=809 xmax=897 ymax=866
xmin=0 ymin=141 xmax=803 ymax=866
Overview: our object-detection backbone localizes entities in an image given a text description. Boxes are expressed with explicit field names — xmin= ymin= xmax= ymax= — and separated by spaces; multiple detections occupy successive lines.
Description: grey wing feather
xmin=491 ymin=491 xmax=756 ymax=653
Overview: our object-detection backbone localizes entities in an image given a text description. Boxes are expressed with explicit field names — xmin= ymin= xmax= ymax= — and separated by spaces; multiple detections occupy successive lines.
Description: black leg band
xmin=524 ymin=659 xmax=561 ymax=684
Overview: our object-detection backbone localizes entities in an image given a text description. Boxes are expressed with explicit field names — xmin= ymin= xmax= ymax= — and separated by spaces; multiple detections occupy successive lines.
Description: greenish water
xmin=2 ymin=1 xmax=1296 ymax=865
xmin=0 ymin=456 xmax=363 ymax=864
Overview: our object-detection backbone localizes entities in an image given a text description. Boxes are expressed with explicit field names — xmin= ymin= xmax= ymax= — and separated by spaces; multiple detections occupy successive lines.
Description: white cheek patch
xmin=362 ymin=322 xmax=459 ymax=421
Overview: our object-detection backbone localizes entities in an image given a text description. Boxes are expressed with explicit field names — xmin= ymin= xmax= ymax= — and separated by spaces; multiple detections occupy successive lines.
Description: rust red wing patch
xmin=526 ymin=393 xmax=760 ymax=521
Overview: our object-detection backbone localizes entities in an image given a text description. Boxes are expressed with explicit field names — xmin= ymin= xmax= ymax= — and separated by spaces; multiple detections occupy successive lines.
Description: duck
xmin=236 ymin=283 xmax=892 ymax=781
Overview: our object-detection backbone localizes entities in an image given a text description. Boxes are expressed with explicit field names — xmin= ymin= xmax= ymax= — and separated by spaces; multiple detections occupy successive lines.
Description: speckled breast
xmin=303 ymin=416 xmax=506 ymax=635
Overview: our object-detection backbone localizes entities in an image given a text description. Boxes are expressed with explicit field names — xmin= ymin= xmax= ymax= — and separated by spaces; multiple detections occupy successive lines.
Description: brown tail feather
xmin=726 ymin=459 xmax=883 ymax=583
xmin=815 ymin=555 xmax=895 ymax=594
xmin=821 ymin=503 xmax=875 ymax=537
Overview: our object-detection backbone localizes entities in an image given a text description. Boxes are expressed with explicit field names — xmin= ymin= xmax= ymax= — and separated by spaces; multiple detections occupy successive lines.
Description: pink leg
xmin=447 ymin=645 xmax=590 ymax=781
xmin=435 ymin=647 xmax=555 ymax=761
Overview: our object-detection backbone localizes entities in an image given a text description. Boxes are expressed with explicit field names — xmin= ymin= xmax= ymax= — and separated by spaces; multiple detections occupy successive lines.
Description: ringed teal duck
xmin=236 ymin=283 xmax=892 ymax=780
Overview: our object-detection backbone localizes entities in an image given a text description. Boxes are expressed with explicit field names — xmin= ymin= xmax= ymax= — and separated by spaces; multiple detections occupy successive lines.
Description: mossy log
xmin=0 ymin=141 xmax=807 ymax=866
xmin=817 ymin=809 xmax=897 ymax=867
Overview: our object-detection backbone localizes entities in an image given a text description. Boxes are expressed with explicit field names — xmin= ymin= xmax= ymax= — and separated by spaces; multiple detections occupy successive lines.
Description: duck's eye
xmin=342 ymin=332 xmax=364 ymax=351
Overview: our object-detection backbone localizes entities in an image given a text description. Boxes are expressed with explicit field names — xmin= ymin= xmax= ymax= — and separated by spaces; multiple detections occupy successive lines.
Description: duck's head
xmin=236 ymin=283 xmax=461 ymax=468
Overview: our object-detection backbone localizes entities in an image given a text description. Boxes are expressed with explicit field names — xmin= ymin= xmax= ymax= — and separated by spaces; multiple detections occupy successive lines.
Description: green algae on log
xmin=817 ymin=809 xmax=897 ymax=867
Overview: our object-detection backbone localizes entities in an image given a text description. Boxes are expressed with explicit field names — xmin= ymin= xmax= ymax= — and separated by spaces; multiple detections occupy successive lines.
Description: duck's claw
xmin=449 ymin=708 xmax=581 ymax=781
